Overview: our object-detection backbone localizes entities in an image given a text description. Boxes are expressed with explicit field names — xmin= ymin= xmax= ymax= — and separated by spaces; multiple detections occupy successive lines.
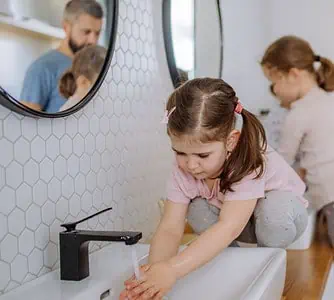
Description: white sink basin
xmin=0 ymin=243 xmax=286 ymax=300
xmin=112 ymin=246 xmax=287 ymax=300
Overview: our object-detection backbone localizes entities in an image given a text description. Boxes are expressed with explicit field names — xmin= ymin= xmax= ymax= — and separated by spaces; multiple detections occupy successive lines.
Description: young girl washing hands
xmin=120 ymin=77 xmax=308 ymax=300
xmin=261 ymin=35 xmax=334 ymax=247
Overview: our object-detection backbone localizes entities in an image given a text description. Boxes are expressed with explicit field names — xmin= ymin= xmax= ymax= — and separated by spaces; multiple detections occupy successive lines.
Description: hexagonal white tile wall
xmin=5 ymin=162 xmax=23 ymax=189
xmin=55 ymin=197 xmax=69 ymax=221
xmin=18 ymin=229 xmax=35 ymax=256
xmin=69 ymin=194 xmax=81 ymax=217
xmin=72 ymin=135 xmax=85 ymax=157
xmin=0 ymin=167 xmax=4 ymax=190
xmin=1 ymin=234 xmax=18 ymax=263
xmin=28 ymin=248 xmax=43 ymax=276
xmin=47 ymin=178 xmax=61 ymax=203
xmin=0 ymin=139 xmax=14 ymax=168
xmin=49 ymin=219 xmax=61 ymax=245
xmin=0 ymin=186 xmax=16 ymax=216
xmin=43 ymin=242 xmax=58 ymax=268
xmin=39 ymin=158 xmax=54 ymax=183
xmin=67 ymin=155 xmax=80 ymax=178
xmin=16 ymin=183 xmax=32 ymax=211
xmin=14 ymin=138 xmax=31 ymax=165
xmin=26 ymin=204 xmax=42 ymax=231
xmin=34 ymin=224 xmax=49 ymax=250
xmin=61 ymin=175 xmax=74 ymax=199
xmin=11 ymin=254 xmax=28 ymax=282
xmin=41 ymin=201 xmax=56 ymax=227
xmin=59 ymin=135 xmax=73 ymax=159
xmin=54 ymin=156 xmax=67 ymax=180
xmin=0 ymin=0 xmax=173 ymax=295
xmin=65 ymin=116 xmax=78 ymax=139
xmin=0 ymin=213 xmax=8 ymax=241
xmin=31 ymin=137 xmax=46 ymax=163
xmin=23 ymin=159 xmax=39 ymax=186
xmin=46 ymin=135 xmax=60 ymax=161
xmin=3 ymin=115 xmax=21 ymax=143
xmin=0 ymin=261 xmax=10 ymax=291
xmin=8 ymin=208 xmax=25 ymax=236
xmin=32 ymin=181 xmax=48 ymax=207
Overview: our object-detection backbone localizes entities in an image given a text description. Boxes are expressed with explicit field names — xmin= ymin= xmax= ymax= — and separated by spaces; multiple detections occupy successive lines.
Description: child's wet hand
xmin=119 ymin=289 xmax=129 ymax=300
xmin=124 ymin=264 xmax=151 ymax=287
xmin=126 ymin=261 xmax=177 ymax=300
xmin=121 ymin=264 xmax=151 ymax=300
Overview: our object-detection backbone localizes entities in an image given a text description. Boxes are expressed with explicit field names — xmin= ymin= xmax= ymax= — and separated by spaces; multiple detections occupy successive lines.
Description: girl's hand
xmin=119 ymin=289 xmax=129 ymax=300
xmin=125 ymin=261 xmax=177 ymax=300
xmin=119 ymin=265 xmax=151 ymax=300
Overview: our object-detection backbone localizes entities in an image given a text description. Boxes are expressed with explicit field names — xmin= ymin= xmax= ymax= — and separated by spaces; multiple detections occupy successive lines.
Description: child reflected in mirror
xmin=58 ymin=44 xmax=107 ymax=112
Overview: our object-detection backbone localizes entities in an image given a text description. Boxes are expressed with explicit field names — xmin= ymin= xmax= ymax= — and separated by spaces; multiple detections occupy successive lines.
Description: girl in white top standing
xmin=261 ymin=35 xmax=334 ymax=247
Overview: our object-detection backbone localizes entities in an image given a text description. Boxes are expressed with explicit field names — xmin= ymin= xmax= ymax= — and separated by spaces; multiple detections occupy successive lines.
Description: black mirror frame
xmin=162 ymin=0 xmax=223 ymax=88
xmin=0 ymin=0 xmax=119 ymax=118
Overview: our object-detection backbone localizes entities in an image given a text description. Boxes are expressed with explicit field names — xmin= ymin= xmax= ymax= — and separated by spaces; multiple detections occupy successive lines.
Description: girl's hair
xmin=261 ymin=35 xmax=334 ymax=92
xmin=59 ymin=45 xmax=107 ymax=99
xmin=166 ymin=78 xmax=267 ymax=194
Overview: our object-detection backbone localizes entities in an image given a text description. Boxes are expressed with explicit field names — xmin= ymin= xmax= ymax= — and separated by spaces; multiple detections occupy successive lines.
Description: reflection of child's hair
xmin=166 ymin=78 xmax=267 ymax=194
xmin=59 ymin=45 xmax=107 ymax=99
xmin=261 ymin=35 xmax=334 ymax=92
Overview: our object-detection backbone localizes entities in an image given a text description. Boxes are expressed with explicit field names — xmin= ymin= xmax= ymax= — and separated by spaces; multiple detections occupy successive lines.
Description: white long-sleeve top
xmin=278 ymin=86 xmax=334 ymax=210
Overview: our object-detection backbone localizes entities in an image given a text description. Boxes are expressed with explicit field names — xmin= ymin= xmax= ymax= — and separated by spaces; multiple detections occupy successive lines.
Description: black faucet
xmin=59 ymin=207 xmax=142 ymax=281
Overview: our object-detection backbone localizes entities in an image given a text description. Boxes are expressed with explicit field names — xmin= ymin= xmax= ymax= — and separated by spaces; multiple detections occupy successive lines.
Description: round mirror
xmin=0 ymin=0 xmax=118 ymax=118
xmin=163 ymin=0 xmax=223 ymax=87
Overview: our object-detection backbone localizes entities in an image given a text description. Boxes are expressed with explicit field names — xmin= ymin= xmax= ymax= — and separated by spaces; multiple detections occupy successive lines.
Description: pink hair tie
xmin=161 ymin=107 xmax=176 ymax=124
xmin=234 ymin=100 xmax=243 ymax=114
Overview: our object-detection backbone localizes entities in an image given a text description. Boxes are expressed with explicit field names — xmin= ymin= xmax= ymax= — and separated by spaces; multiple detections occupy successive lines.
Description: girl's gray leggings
xmin=187 ymin=190 xmax=308 ymax=248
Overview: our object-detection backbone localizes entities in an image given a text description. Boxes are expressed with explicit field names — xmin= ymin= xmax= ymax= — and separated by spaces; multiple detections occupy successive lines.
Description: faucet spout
xmin=59 ymin=208 xmax=142 ymax=281
xmin=68 ymin=230 xmax=142 ymax=245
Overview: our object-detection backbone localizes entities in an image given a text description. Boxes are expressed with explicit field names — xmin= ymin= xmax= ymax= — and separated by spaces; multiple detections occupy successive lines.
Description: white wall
xmin=269 ymin=0 xmax=334 ymax=60
xmin=222 ymin=0 xmax=272 ymax=113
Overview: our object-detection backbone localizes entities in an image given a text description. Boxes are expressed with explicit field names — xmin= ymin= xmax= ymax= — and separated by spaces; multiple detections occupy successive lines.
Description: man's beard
xmin=68 ymin=37 xmax=87 ymax=54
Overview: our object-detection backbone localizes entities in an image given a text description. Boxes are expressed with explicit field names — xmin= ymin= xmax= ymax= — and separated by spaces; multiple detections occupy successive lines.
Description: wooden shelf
xmin=0 ymin=14 xmax=64 ymax=39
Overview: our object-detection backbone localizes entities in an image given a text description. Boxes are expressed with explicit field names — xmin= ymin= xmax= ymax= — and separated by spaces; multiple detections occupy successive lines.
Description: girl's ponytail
xmin=220 ymin=108 xmax=267 ymax=194
xmin=316 ymin=55 xmax=334 ymax=92
xmin=59 ymin=70 xmax=77 ymax=99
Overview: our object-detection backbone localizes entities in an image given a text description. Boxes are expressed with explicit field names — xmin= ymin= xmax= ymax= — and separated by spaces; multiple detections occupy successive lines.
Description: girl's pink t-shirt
xmin=166 ymin=146 xmax=308 ymax=208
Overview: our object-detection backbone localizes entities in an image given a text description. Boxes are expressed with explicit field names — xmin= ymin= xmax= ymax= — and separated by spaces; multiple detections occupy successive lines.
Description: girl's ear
xmin=62 ymin=20 xmax=71 ymax=37
xmin=226 ymin=130 xmax=241 ymax=152
xmin=288 ymin=67 xmax=302 ymax=79
xmin=76 ymin=75 xmax=92 ymax=88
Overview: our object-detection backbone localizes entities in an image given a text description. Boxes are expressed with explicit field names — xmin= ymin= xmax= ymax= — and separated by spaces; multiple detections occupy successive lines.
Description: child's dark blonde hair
xmin=59 ymin=45 xmax=106 ymax=99
xmin=166 ymin=78 xmax=267 ymax=193
xmin=261 ymin=35 xmax=334 ymax=92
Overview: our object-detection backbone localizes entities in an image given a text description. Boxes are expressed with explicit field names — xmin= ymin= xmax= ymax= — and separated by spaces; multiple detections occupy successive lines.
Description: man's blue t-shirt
xmin=20 ymin=50 xmax=72 ymax=113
